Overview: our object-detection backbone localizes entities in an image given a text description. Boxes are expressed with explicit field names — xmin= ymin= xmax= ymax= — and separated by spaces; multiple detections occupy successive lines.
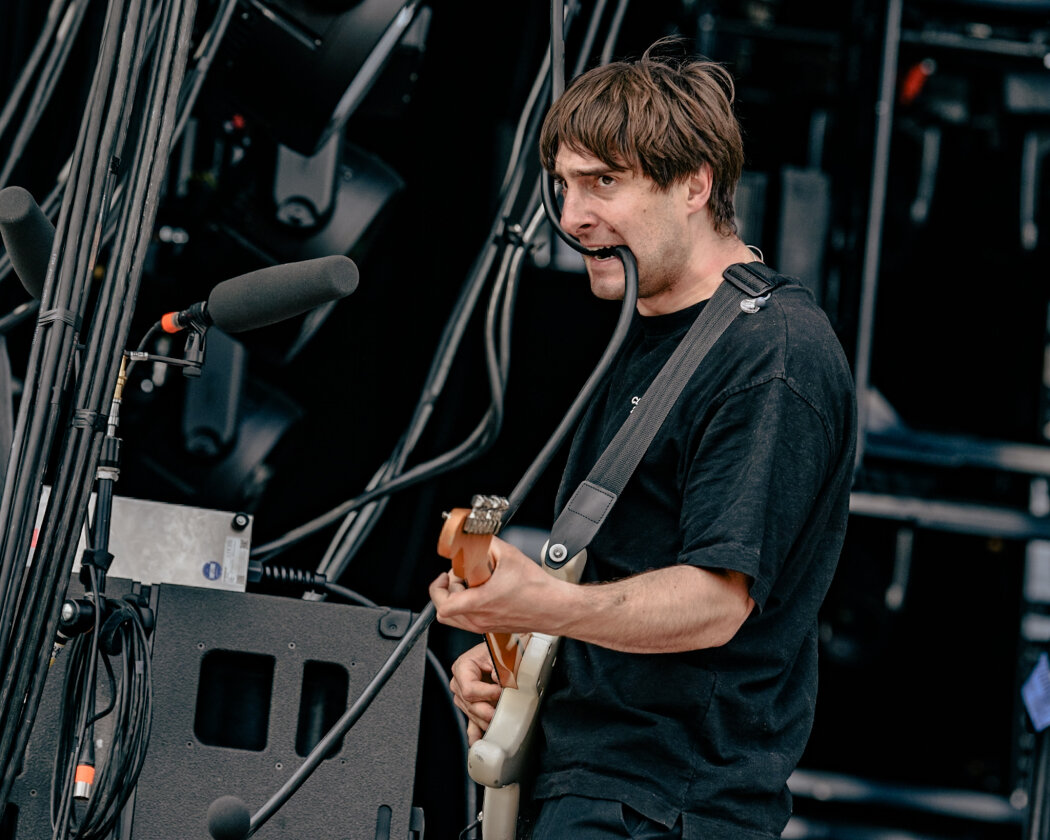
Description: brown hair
xmin=539 ymin=36 xmax=744 ymax=236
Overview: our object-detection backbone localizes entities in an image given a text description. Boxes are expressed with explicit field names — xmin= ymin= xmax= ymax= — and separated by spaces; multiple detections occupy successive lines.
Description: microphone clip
xmin=178 ymin=300 xmax=211 ymax=332
xmin=181 ymin=327 xmax=206 ymax=378
xmin=158 ymin=301 xmax=210 ymax=377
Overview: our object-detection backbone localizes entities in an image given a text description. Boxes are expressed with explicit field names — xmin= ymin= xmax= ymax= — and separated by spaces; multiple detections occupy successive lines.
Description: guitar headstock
xmin=461 ymin=494 xmax=509 ymax=535
xmin=437 ymin=495 xmax=509 ymax=586
xmin=437 ymin=494 xmax=523 ymax=689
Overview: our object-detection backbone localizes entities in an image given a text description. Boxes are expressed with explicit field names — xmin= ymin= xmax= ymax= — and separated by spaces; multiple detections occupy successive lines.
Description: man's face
xmin=553 ymin=147 xmax=697 ymax=311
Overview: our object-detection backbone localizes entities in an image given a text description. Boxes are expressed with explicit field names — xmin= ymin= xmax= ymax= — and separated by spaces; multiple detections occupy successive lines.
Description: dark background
xmin=3 ymin=1 xmax=1050 ymax=838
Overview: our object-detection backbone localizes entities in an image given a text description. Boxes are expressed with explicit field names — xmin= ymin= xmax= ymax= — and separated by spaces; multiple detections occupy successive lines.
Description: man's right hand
xmin=449 ymin=641 xmax=503 ymax=745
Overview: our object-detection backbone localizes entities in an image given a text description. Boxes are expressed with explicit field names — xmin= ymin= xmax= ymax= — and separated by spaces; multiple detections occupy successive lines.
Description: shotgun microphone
xmin=162 ymin=254 xmax=360 ymax=334
xmin=0 ymin=185 xmax=55 ymax=299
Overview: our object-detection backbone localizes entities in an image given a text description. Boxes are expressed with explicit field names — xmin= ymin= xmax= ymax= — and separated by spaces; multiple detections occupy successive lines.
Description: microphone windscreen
xmin=207 ymin=794 xmax=251 ymax=840
xmin=0 ymin=186 xmax=54 ymax=299
xmin=207 ymin=254 xmax=359 ymax=333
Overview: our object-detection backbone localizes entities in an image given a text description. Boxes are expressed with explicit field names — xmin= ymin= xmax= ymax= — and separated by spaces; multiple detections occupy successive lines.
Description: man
xmin=429 ymin=36 xmax=856 ymax=840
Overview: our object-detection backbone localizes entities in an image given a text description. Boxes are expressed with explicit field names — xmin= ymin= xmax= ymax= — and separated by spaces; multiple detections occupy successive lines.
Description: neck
xmin=637 ymin=232 xmax=758 ymax=317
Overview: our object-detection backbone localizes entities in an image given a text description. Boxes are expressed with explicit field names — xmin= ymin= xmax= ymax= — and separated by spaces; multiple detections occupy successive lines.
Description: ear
xmin=685 ymin=163 xmax=713 ymax=214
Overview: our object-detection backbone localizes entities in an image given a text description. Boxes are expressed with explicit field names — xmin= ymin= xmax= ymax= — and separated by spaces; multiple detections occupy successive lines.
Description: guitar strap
xmin=544 ymin=261 xmax=784 ymax=569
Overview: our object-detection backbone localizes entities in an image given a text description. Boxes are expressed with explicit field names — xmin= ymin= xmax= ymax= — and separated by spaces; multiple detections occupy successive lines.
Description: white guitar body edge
xmin=471 ymin=545 xmax=586 ymax=840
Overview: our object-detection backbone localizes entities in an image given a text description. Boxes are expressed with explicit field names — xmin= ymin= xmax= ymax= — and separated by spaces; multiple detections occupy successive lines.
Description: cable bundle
xmin=51 ymin=581 xmax=153 ymax=840
xmin=0 ymin=0 xmax=203 ymax=827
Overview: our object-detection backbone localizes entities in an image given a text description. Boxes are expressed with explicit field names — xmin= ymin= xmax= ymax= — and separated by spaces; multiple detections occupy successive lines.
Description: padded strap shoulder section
xmin=722 ymin=261 xmax=783 ymax=296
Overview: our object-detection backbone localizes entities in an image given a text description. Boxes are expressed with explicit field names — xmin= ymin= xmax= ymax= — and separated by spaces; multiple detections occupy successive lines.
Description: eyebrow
xmin=555 ymin=163 xmax=616 ymax=179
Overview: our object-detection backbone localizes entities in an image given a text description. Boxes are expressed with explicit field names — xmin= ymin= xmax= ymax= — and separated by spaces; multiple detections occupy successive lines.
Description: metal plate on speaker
xmin=36 ymin=486 xmax=252 ymax=591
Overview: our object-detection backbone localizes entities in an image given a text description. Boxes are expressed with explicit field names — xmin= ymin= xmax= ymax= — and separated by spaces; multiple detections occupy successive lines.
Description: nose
xmin=558 ymin=189 xmax=593 ymax=238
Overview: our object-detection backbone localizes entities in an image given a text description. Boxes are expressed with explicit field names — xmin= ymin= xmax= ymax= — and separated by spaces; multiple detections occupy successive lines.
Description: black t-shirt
xmin=530 ymin=274 xmax=857 ymax=839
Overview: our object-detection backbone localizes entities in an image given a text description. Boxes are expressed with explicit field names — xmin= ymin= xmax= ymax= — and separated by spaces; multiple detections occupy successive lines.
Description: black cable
xmin=0 ymin=0 xmax=94 ymax=188
xmin=551 ymin=0 xmax=566 ymax=101
xmin=172 ymin=0 xmax=238 ymax=141
xmin=317 ymin=233 xmax=533 ymax=568
xmin=51 ymin=589 xmax=153 ymax=840
xmin=313 ymin=173 xmax=545 ymax=577
xmin=38 ymin=0 xmax=195 ymax=809
xmin=599 ymin=0 xmax=631 ymax=65
xmin=0 ymin=0 xmax=133 ymax=615
xmin=311 ymin=240 xmax=523 ymax=572
xmin=265 ymin=4 xmax=588 ymax=570
xmin=0 ymin=0 xmax=232 ymax=656
xmin=0 ymin=0 xmax=144 ymax=798
xmin=0 ymin=0 xmax=196 ymax=810
xmin=50 ymin=566 xmax=104 ymax=840
xmin=75 ymin=600 xmax=152 ymax=839
xmin=0 ymin=2 xmax=261 ymax=817
xmin=251 ymin=403 xmax=504 ymax=561
xmin=0 ymin=0 xmax=143 ymax=753
xmin=252 ymin=237 xmax=508 ymax=561
xmin=0 ymin=0 xmax=123 ymax=656
xmin=279 ymin=10 xmax=580 ymax=577
xmin=0 ymin=0 xmax=234 ymax=291
xmin=0 ymin=0 xmax=69 ymax=150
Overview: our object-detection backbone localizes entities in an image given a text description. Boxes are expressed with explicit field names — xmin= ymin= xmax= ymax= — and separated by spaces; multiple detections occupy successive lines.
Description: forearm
xmin=431 ymin=540 xmax=754 ymax=653
xmin=543 ymin=564 xmax=754 ymax=654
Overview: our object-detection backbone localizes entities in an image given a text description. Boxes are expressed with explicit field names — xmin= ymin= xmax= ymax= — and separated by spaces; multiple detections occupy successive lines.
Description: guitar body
xmin=437 ymin=500 xmax=586 ymax=840
xmin=472 ymin=546 xmax=586 ymax=839
xmin=468 ymin=630 xmax=560 ymax=788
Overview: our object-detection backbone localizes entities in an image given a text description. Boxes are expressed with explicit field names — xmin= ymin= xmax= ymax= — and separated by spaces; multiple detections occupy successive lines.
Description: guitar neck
xmin=483 ymin=630 xmax=526 ymax=690
xmin=437 ymin=502 xmax=524 ymax=689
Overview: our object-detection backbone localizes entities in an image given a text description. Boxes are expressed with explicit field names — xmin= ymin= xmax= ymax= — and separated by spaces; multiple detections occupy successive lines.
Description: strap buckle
xmin=740 ymin=293 xmax=771 ymax=314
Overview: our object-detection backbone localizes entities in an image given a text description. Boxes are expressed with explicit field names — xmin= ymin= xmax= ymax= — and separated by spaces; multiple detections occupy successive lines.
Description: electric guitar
xmin=437 ymin=495 xmax=586 ymax=840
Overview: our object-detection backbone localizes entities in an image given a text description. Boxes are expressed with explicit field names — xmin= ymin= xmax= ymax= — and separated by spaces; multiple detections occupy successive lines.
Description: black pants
xmin=528 ymin=795 xmax=683 ymax=839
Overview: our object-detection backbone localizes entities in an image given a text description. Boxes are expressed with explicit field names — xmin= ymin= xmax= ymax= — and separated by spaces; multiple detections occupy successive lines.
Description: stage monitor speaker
xmin=207 ymin=0 xmax=426 ymax=156
xmin=3 ymin=579 xmax=428 ymax=840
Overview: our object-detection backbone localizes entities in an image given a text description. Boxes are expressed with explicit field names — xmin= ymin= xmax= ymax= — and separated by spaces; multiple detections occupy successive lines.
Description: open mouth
xmin=588 ymin=246 xmax=617 ymax=261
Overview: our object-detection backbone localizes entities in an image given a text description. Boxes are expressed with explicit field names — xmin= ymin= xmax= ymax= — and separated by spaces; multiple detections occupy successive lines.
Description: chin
xmin=589 ymin=279 xmax=626 ymax=301
xmin=586 ymin=266 xmax=627 ymax=301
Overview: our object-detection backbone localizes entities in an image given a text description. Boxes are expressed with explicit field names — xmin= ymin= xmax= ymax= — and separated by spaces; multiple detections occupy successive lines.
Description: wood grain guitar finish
xmin=437 ymin=495 xmax=524 ymax=689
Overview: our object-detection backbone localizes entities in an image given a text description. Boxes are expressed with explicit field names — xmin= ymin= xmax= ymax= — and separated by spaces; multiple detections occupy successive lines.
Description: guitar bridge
xmin=464 ymin=494 xmax=509 ymax=535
